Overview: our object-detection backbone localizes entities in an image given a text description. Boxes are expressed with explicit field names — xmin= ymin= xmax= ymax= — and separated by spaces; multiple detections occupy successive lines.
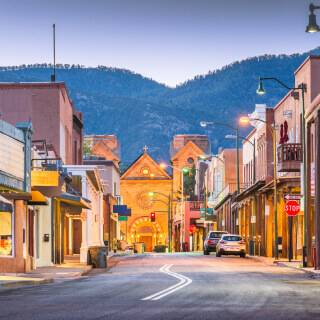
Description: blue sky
xmin=0 ymin=0 xmax=317 ymax=86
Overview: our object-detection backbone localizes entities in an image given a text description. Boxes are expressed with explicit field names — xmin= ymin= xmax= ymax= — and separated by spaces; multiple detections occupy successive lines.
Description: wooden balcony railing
xmin=277 ymin=143 xmax=302 ymax=172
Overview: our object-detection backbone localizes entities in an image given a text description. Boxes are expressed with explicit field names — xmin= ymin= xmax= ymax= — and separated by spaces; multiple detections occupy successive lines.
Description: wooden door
xmin=140 ymin=236 xmax=152 ymax=252
xmin=73 ymin=220 xmax=82 ymax=254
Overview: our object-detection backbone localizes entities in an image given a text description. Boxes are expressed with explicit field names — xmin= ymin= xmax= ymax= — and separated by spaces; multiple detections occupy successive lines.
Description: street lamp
xmin=160 ymin=163 xmax=190 ymax=251
xmin=240 ymin=116 xmax=279 ymax=259
xmin=306 ymin=3 xmax=320 ymax=33
xmin=149 ymin=191 xmax=172 ymax=252
xmin=200 ymin=121 xmax=240 ymax=195
xmin=226 ymin=134 xmax=256 ymax=251
xmin=256 ymin=77 xmax=307 ymax=249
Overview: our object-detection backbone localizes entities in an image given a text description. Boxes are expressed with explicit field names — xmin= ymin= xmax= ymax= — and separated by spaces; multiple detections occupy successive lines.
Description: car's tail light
xmin=220 ymin=240 xmax=227 ymax=244
xmin=208 ymin=240 xmax=214 ymax=244
xmin=239 ymin=241 xmax=245 ymax=245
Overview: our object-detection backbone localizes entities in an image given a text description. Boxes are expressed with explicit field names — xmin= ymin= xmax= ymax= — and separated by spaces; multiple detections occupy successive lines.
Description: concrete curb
xmin=0 ymin=278 xmax=53 ymax=288
xmin=79 ymin=266 xmax=93 ymax=276
xmin=276 ymin=262 xmax=320 ymax=277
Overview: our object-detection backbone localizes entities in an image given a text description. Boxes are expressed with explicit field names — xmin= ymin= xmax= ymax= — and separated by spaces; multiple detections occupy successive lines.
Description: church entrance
xmin=140 ymin=236 xmax=153 ymax=252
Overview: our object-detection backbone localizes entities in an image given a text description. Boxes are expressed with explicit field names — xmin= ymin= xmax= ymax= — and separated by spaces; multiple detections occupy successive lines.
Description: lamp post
xmin=200 ymin=122 xmax=240 ymax=195
xmin=240 ymin=116 xmax=278 ymax=259
xmin=160 ymin=163 xmax=190 ymax=252
xmin=149 ymin=191 xmax=171 ymax=252
xmin=226 ymin=134 xmax=256 ymax=252
xmin=257 ymin=77 xmax=307 ymax=249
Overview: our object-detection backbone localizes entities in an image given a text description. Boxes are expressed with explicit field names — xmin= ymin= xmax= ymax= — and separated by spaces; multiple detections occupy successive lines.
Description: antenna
xmin=51 ymin=24 xmax=55 ymax=82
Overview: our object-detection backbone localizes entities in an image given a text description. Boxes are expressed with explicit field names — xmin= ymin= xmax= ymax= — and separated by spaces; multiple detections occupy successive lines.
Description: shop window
xmin=0 ymin=211 xmax=13 ymax=256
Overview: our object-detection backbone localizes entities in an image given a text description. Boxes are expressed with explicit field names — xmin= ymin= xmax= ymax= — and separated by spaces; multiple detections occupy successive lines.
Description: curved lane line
xmin=141 ymin=264 xmax=192 ymax=301
xmin=152 ymin=267 xmax=192 ymax=300
xmin=141 ymin=264 xmax=185 ymax=301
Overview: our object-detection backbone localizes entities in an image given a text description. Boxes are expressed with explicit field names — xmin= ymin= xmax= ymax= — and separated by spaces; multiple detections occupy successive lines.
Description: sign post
xmin=285 ymin=200 xmax=300 ymax=262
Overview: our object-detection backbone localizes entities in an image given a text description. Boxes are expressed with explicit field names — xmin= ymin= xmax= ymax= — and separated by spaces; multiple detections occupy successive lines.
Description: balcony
xmin=277 ymin=143 xmax=302 ymax=172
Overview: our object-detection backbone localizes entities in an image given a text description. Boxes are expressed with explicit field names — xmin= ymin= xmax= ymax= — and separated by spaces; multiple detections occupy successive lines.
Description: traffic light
xmin=151 ymin=212 xmax=155 ymax=222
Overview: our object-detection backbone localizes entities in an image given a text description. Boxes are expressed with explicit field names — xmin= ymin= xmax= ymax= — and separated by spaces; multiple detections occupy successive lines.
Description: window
xmin=0 ymin=211 xmax=13 ymax=256
xmin=187 ymin=157 xmax=194 ymax=164
xmin=222 ymin=235 xmax=242 ymax=241
xmin=209 ymin=232 xmax=228 ymax=239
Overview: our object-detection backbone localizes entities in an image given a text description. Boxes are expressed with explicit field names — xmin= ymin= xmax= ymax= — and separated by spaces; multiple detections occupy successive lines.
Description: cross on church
xmin=143 ymin=146 xmax=148 ymax=153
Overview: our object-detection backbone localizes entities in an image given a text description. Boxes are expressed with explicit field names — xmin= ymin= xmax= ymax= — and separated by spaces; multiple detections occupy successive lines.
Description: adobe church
xmin=120 ymin=135 xmax=210 ymax=252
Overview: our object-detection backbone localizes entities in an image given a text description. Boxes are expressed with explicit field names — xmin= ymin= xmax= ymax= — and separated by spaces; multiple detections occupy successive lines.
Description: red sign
xmin=189 ymin=225 xmax=196 ymax=233
xmin=285 ymin=200 xmax=300 ymax=216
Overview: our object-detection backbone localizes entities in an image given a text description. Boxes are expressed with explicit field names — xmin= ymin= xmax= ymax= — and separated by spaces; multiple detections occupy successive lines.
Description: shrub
xmin=154 ymin=245 xmax=167 ymax=253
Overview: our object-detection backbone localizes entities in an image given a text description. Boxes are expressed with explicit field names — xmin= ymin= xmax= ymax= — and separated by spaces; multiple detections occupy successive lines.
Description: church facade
xmin=120 ymin=149 xmax=171 ymax=252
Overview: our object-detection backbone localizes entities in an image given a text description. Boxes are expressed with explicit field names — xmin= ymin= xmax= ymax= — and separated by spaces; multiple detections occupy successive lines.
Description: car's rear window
xmin=209 ymin=232 xmax=227 ymax=239
xmin=222 ymin=236 xmax=242 ymax=241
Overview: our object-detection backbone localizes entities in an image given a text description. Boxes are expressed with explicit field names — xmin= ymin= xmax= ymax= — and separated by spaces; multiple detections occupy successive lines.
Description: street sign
xmin=200 ymin=208 xmax=213 ymax=217
xmin=189 ymin=225 xmax=196 ymax=233
xmin=118 ymin=216 xmax=128 ymax=221
xmin=283 ymin=194 xmax=302 ymax=201
xmin=285 ymin=200 xmax=300 ymax=216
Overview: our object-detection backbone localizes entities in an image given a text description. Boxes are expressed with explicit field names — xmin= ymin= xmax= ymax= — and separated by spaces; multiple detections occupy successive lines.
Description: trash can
xmin=87 ymin=246 xmax=108 ymax=268
xmin=303 ymin=246 xmax=307 ymax=268
xmin=119 ymin=240 xmax=127 ymax=251
xmin=134 ymin=242 xmax=144 ymax=253
xmin=182 ymin=242 xmax=188 ymax=252
xmin=249 ymin=240 xmax=254 ymax=256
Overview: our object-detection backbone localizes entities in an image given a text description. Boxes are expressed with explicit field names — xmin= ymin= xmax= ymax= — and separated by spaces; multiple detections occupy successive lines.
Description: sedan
xmin=216 ymin=234 xmax=246 ymax=258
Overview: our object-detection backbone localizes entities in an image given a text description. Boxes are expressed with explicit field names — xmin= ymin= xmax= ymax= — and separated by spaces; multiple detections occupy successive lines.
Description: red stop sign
xmin=189 ymin=225 xmax=196 ymax=233
xmin=285 ymin=200 xmax=300 ymax=216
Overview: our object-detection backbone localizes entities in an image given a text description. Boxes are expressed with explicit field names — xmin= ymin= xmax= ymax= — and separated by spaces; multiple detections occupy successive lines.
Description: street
xmin=1 ymin=253 xmax=320 ymax=320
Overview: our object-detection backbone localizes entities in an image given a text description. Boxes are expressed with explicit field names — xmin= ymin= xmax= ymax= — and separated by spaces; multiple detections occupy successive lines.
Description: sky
xmin=0 ymin=0 xmax=317 ymax=86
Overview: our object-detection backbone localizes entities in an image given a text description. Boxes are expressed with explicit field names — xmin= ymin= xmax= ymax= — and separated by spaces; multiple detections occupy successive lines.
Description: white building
xmin=64 ymin=165 xmax=105 ymax=263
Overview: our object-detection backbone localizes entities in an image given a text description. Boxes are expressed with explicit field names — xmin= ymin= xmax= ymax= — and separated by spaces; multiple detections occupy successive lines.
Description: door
xmin=140 ymin=236 xmax=152 ymax=252
xmin=73 ymin=219 xmax=82 ymax=254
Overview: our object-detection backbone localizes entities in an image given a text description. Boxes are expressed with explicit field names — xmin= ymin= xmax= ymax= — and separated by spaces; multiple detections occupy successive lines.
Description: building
xmin=83 ymin=158 xmax=122 ymax=249
xmin=120 ymin=149 xmax=171 ymax=252
xmin=0 ymin=116 xmax=33 ymax=273
xmin=0 ymin=82 xmax=83 ymax=166
xmin=170 ymin=135 xmax=211 ymax=252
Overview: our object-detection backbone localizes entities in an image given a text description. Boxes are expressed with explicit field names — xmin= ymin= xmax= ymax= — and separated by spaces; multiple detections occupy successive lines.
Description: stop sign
xmin=284 ymin=200 xmax=300 ymax=216
xmin=189 ymin=225 xmax=196 ymax=233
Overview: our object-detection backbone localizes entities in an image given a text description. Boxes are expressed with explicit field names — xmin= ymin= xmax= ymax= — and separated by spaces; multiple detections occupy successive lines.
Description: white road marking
xmin=142 ymin=264 xmax=192 ymax=301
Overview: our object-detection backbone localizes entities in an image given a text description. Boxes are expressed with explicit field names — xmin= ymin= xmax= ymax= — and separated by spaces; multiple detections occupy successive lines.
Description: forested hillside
xmin=1 ymin=47 xmax=319 ymax=164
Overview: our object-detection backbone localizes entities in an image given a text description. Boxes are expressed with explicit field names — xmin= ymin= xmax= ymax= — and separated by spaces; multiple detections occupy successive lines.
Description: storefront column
xmin=315 ymin=111 xmax=320 ymax=269
xmin=306 ymin=122 xmax=313 ymax=266
xmin=80 ymin=175 xmax=89 ymax=262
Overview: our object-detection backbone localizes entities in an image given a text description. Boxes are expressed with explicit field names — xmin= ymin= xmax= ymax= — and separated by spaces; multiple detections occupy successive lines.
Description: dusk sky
xmin=0 ymin=0 xmax=317 ymax=86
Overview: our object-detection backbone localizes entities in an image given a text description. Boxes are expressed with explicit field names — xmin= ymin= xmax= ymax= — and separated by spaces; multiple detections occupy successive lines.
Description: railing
xmin=115 ymin=195 xmax=123 ymax=205
xmin=277 ymin=143 xmax=302 ymax=162
xmin=277 ymin=143 xmax=302 ymax=172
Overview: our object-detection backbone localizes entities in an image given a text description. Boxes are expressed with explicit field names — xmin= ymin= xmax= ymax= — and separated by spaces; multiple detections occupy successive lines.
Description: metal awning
xmin=0 ymin=195 xmax=13 ymax=212
xmin=57 ymin=192 xmax=91 ymax=209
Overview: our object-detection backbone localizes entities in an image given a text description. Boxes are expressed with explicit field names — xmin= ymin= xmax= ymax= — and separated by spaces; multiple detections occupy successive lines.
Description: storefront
xmin=0 ymin=118 xmax=33 ymax=273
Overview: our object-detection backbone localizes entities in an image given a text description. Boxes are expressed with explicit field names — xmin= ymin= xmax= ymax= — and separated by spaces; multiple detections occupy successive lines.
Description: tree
xmin=183 ymin=164 xmax=196 ymax=196
xmin=83 ymin=140 xmax=95 ymax=155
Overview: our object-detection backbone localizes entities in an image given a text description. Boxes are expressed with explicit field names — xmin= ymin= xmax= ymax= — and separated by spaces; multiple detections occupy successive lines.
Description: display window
xmin=0 ymin=211 xmax=13 ymax=256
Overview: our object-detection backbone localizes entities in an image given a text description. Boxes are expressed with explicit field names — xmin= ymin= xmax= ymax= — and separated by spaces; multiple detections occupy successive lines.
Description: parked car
xmin=216 ymin=234 xmax=246 ymax=258
xmin=203 ymin=231 xmax=228 ymax=255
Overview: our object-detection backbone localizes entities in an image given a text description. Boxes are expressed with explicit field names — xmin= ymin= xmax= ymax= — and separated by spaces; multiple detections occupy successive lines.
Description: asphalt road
xmin=1 ymin=253 xmax=320 ymax=320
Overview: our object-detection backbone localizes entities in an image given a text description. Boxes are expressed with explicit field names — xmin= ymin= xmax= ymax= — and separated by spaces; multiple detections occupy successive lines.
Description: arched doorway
xmin=130 ymin=217 xmax=162 ymax=252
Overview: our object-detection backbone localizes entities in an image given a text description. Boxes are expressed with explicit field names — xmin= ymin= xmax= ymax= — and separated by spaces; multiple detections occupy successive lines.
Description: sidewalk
xmin=248 ymin=255 xmax=320 ymax=277
xmin=0 ymin=256 xmax=92 ymax=287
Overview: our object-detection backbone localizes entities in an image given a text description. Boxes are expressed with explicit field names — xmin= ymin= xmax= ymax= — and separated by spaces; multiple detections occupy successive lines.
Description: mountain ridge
xmin=0 ymin=47 xmax=319 ymax=164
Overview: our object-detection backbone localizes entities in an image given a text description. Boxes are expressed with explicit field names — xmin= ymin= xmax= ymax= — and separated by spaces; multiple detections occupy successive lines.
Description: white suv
xmin=216 ymin=234 xmax=246 ymax=258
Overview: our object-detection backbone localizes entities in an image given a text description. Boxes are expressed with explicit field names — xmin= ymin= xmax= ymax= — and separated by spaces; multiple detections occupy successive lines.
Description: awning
xmin=57 ymin=192 xmax=91 ymax=210
xmin=28 ymin=187 xmax=49 ymax=206
xmin=0 ymin=195 xmax=13 ymax=212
